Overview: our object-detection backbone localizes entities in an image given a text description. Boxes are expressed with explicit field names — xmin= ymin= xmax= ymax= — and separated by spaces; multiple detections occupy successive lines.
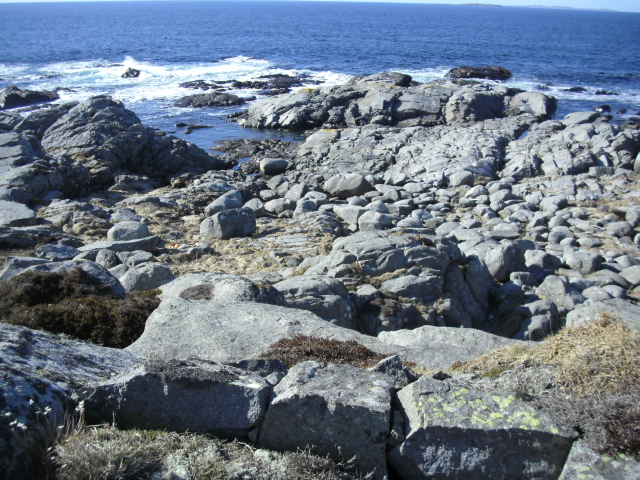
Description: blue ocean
xmin=1 ymin=1 xmax=639 ymax=150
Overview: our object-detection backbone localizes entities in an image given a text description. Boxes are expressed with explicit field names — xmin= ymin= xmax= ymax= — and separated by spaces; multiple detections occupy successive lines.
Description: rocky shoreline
xmin=1 ymin=72 xmax=640 ymax=479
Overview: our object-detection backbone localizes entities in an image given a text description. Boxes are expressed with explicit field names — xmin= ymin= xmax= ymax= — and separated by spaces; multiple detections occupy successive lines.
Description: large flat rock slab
xmin=377 ymin=325 xmax=530 ymax=371
xmin=127 ymin=298 xmax=526 ymax=372
xmin=125 ymin=298 xmax=398 ymax=363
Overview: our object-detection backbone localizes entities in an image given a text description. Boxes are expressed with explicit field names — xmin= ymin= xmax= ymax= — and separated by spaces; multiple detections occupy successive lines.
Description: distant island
xmin=462 ymin=3 xmax=615 ymax=12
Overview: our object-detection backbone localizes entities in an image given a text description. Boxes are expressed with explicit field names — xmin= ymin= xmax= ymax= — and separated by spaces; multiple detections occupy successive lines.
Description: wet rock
xmin=121 ymin=68 xmax=140 ymax=78
xmin=447 ymin=65 xmax=512 ymax=81
xmin=0 ymin=86 xmax=58 ymax=110
xmin=175 ymin=92 xmax=245 ymax=108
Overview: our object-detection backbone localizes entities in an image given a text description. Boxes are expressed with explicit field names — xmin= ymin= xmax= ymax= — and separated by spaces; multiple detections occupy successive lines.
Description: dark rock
xmin=564 ymin=86 xmax=587 ymax=93
xmin=85 ymin=359 xmax=271 ymax=438
xmin=595 ymin=105 xmax=611 ymax=113
xmin=447 ymin=65 xmax=512 ymax=81
xmin=41 ymin=96 xmax=226 ymax=188
xmin=175 ymin=92 xmax=245 ymax=108
xmin=121 ymin=68 xmax=140 ymax=78
xmin=0 ymin=86 xmax=59 ymax=110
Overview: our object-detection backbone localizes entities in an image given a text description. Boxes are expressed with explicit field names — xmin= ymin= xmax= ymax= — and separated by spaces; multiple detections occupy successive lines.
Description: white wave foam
xmin=17 ymin=56 xmax=358 ymax=109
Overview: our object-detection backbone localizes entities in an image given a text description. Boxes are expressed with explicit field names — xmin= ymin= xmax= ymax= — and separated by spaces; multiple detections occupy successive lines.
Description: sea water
xmin=1 ymin=1 xmax=639 ymax=150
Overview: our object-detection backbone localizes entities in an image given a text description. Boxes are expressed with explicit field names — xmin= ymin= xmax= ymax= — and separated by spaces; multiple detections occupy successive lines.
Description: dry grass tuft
xmin=53 ymin=423 xmax=356 ymax=480
xmin=450 ymin=314 xmax=640 ymax=396
xmin=258 ymin=335 xmax=386 ymax=369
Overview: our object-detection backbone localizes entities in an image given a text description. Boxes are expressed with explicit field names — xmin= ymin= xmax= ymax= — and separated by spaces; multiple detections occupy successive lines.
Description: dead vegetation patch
xmin=450 ymin=313 xmax=640 ymax=396
xmin=258 ymin=335 xmax=386 ymax=369
xmin=0 ymin=268 xmax=159 ymax=348
xmin=449 ymin=314 xmax=640 ymax=459
xmin=51 ymin=423 xmax=356 ymax=480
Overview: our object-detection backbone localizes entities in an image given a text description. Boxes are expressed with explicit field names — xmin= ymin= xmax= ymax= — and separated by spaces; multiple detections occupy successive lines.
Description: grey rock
xmin=324 ymin=173 xmax=374 ymax=199
xmin=159 ymin=272 xmax=285 ymax=306
xmin=175 ymin=91 xmax=244 ymax=108
xmin=95 ymin=249 xmax=119 ymax=269
xmin=35 ymin=244 xmax=81 ymax=261
xmin=257 ymin=361 xmax=393 ymax=479
xmin=0 ymin=256 xmax=50 ymax=281
xmin=118 ymin=250 xmax=154 ymax=267
xmin=0 ymin=200 xmax=36 ymax=227
xmin=86 ymin=359 xmax=270 ymax=438
xmin=41 ymin=97 xmax=225 ymax=188
xmin=23 ymin=259 xmax=125 ymax=297
xmin=77 ymin=235 xmax=159 ymax=254
xmin=448 ymin=170 xmax=474 ymax=187
xmin=369 ymin=355 xmax=410 ymax=390
xmin=273 ymin=275 xmax=357 ymax=329
xmin=204 ymin=189 xmax=243 ymax=216
xmin=125 ymin=298 xmax=398 ymax=364
xmin=263 ymin=198 xmax=296 ymax=215
xmin=564 ymin=250 xmax=603 ymax=276
xmin=389 ymin=377 xmax=574 ymax=479
xmin=358 ymin=210 xmax=393 ymax=231
xmin=200 ymin=208 xmax=256 ymax=240
xmin=566 ymin=298 xmax=640 ymax=331
xmin=536 ymin=275 xmax=586 ymax=311
xmin=260 ymin=157 xmax=288 ymax=175
xmin=119 ymin=261 xmax=174 ymax=292
xmin=377 ymin=326 xmax=528 ymax=371
xmin=559 ymin=439 xmax=640 ymax=480
xmin=334 ymin=205 xmax=367 ymax=225
xmin=620 ymin=265 xmax=640 ymax=287
xmin=243 ymin=198 xmax=267 ymax=217
xmin=380 ymin=274 xmax=442 ymax=301
xmin=606 ymin=221 xmax=634 ymax=238
xmin=107 ymin=221 xmax=151 ymax=242
xmin=0 ymin=323 xmax=141 ymax=479
xmin=514 ymin=299 xmax=560 ymax=340
xmin=0 ymin=86 xmax=58 ymax=110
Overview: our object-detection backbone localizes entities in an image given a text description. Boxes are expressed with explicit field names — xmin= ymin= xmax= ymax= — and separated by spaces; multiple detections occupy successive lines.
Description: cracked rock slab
xmin=389 ymin=376 xmax=575 ymax=479
xmin=257 ymin=361 xmax=393 ymax=479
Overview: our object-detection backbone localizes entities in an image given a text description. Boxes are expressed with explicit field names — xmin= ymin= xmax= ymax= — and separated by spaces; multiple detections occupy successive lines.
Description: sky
xmin=0 ymin=0 xmax=639 ymax=13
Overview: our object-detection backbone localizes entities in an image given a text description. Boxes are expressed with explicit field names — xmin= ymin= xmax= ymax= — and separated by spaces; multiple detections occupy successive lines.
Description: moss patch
xmin=257 ymin=335 xmax=386 ymax=369
xmin=0 ymin=268 xmax=159 ymax=348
